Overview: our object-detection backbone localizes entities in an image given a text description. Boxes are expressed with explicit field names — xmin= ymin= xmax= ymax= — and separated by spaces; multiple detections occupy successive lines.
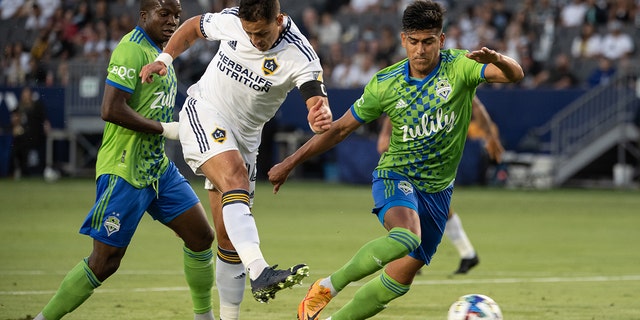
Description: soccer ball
xmin=447 ymin=294 xmax=503 ymax=320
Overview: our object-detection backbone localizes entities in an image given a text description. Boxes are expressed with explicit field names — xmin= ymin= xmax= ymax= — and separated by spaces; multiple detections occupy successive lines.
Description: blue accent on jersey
xmin=350 ymin=105 xmax=367 ymax=123
xmin=105 ymin=79 xmax=134 ymax=94
xmin=130 ymin=26 xmax=161 ymax=52
xmin=377 ymin=64 xmax=403 ymax=82
xmin=480 ymin=64 xmax=488 ymax=79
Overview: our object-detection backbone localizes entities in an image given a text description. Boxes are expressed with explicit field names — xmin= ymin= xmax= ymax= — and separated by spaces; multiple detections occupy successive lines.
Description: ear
xmin=440 ymin=33 xmax=445 ymax=49
xmin=276 ymin=13 xmax=284 ymax=26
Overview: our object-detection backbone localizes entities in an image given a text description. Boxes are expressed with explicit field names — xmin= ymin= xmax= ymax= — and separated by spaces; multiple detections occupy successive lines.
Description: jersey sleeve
xmin=200 ymin=11 xmax=230 ymax=41
xmin=293 ymin=59 xmax=324 ymax=90
xmin=457 ymin=53 xmax=486 ymax=87
xmin=105 ymin=41 xmax=144 ymax=94
xmin=350 ymin=76 xmax=383 ymax=124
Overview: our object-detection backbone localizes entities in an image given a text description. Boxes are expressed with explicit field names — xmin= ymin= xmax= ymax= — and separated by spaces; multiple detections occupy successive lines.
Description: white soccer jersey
xmin=185 ymin=7 xmax=323 ymax=153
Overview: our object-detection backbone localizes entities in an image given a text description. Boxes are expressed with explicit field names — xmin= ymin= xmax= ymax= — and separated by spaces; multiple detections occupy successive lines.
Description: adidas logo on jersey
xmin=395 ymin=99 xmax=408 ymax=109
xmin=228 ymin=40 xmax=237 ymax=50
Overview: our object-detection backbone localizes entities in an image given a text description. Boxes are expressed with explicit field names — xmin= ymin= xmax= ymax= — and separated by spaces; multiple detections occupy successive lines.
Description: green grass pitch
xmin=1 ymin=178 xmax=639 ymax=319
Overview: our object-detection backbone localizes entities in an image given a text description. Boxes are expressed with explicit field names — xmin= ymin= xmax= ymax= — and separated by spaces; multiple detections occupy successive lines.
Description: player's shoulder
xmin=204 ymin=6 xmax=239 ymax=23
xmin=277 ymin=17 xmax=318 ymax=62
xmin=440 ymin=48 xmax=470 ymax=63
xmin=374 ymin=59 xmax=406 ymax=83
xmin=219 ymin=6 xmax=239 ymax=16
xmin=113 ymin=27 xmax=155 ymax=53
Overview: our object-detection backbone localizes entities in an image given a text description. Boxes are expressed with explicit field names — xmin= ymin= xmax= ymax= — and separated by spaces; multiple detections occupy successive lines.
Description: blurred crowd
xmin=1 ymin=0 xmax=639 ymax=89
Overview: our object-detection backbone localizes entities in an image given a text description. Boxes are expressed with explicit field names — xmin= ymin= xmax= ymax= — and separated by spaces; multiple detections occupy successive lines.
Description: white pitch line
xmin=412 ymin=274 xmax=640 ymax=285
xmin=2 ymin=275 xmax=639 ymax=296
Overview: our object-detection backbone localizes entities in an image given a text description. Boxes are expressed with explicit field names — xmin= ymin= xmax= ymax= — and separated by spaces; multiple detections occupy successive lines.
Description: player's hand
xmin=307 ymin=98 xmax=332 ymax=134
xmin=140 ymin=61 xmax=168 ymax=84
xmin=268 ymin=162 xmax=292 ymax=194
xmin=465 ymin=47 xmax=501 ymax=64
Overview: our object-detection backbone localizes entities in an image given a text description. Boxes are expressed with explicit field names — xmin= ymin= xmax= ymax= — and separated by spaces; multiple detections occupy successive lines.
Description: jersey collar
xmin=135 ymin=25 xmax=163 ymax=53
xmin=404 ymin=54 xmax=442 ymax=88
xmin=270 ymin=15 xmax=292 ymax=50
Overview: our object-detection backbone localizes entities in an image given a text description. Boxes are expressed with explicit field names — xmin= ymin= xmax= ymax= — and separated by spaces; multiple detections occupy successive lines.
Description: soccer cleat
xmin=297 ymin=279 xmax=333 ymax=320
xmin=453 ymin=255 xmax=479 ymax=274
xmin=250 ymin=264 xmax=309 ymax=303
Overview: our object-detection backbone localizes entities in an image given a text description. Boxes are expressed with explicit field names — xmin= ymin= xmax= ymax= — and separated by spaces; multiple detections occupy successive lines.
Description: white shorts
xmin=179 ymin=97 xmax=257 ymax=202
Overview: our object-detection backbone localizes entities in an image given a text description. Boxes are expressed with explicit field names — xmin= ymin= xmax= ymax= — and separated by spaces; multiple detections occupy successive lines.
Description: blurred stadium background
xmin=0 ymin=0 xmax=639 ymax=188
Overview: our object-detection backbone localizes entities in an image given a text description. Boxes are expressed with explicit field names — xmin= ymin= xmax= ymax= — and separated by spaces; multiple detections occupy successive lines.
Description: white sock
xmin=321 ymin=276 xmax=339 ymax=297
xmin=216 ymin=253 xmax=245 ymax=320
xmin=34 ymin=313 xmax=46 ymax=320
xmin=221 ymin=199 xmax=267 ymax=280
xmin=445 ymin=213 xmax=476 ymax=259
xmin=194 ymin=310 xmax=215 ymax=320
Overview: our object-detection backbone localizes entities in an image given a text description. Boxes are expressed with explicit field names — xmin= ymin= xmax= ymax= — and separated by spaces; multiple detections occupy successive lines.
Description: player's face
xmin=401 ymin=29 xmax=444 ymax=78
xmin=241 ymin=14 xmax=284 ymax=52
xmin=140 ymin=0 xmax=182 ymax=47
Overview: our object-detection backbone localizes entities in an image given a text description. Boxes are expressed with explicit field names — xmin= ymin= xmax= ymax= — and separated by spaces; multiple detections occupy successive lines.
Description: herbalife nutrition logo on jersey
xmin=216 ymin=51 xmax=273 ymax=92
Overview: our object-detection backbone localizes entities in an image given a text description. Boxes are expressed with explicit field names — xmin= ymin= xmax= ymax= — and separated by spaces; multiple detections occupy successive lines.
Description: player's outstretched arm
xmin=140 ymin=15 xmax=205 ymax=83
xmin=268 ymin=111 xmax=360 ymax=193
xmin=465 ymin=47 xmax=524 ymax=84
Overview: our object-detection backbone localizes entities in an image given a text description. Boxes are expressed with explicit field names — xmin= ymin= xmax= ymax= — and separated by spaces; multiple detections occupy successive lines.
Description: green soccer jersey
xmin=352 ymin=49 xmax=486 ymax=193
xmin=96 ymin=26 xmax=177 ymax=188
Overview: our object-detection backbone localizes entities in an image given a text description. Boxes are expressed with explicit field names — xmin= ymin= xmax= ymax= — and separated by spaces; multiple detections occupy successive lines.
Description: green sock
xmin=183 ymin=246 xmax=214 ymax=314
xmin=330 ymin=227 xmax=420 ymax=291
xmin=42 ymin=258 xmax=102 ymax=320
xmin=332 ymin=271 xmax=409 ymax=320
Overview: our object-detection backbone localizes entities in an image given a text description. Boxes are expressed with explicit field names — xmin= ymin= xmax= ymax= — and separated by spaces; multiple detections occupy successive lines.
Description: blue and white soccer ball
xmin=447 ymin=294 xmax=503 ymax=320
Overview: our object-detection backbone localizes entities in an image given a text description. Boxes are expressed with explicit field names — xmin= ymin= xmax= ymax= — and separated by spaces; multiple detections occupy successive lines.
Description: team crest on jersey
xmin=228 ymin=40 xmax=237 ymax=50
xmin=212 ymin=128 xmax=227 ymax=143
xmin=262 ymin=58 xmax=278 ymax=75
xmin=397 ymin=181 xmax=414 ymax=195
xmin=104 ymin=213 xmax=121 ymax=236
xmin=435 ymin=78 xmax=452 ymax=100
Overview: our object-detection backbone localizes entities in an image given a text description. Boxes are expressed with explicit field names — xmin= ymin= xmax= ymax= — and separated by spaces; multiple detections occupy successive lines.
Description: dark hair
xmin=238 ymin=0 xmax=280 ymax=22
xmin=402 ymin=0 xmax=445 ymax=33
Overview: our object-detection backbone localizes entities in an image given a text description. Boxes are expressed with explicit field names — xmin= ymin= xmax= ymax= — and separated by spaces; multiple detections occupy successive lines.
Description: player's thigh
xmin=179 ymin=97 xmax=240 ymax=179
xmin=80 ymin=174 xmax=155 ymax=248
xmin=409 ymin=187 xmax=452 ymax=264
xmin=148 ymin=162 xmax=202 ymax=224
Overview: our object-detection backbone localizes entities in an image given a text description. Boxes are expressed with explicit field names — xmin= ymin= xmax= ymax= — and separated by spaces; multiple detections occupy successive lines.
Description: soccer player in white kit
xmin=140 ymin=0 xmax=333 ymax=318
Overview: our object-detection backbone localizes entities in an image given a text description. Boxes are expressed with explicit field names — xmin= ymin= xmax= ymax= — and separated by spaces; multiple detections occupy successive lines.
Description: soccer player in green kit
xmin=34 ymin=1 xmax=216 ymax=319
xmin=268 ymin=1 xmax=524 ymax=319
